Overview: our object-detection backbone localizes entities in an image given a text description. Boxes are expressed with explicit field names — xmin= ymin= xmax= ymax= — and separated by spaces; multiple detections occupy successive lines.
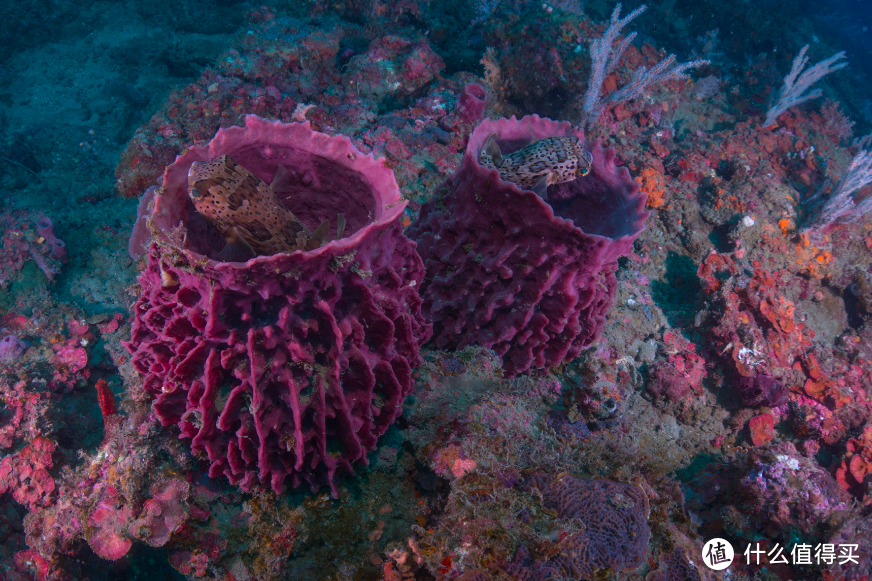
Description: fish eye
xmin=579 ymin=167 xmax=590 ymax=177
xmin=189 ymin=188 xmax=203 ymax=200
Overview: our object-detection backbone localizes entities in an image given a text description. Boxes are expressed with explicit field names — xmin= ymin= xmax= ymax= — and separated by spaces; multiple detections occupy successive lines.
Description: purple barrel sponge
xmin=409 ymin=115 xmax=649 ymax=376
xmin=0 ymin=335 xmax=27 ymax=362
xmin=35 ymin=215 xmax=68 ymax=263
xmin=736 ymin=373 xmax=788 ymax=408
xmin=456 ymin=83 xmax=487 ymax=124
xmin=123 ymin=115 xmax=431 ymax=495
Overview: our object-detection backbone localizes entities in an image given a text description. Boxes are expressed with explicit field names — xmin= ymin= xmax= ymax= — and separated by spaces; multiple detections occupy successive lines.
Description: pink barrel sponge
xmin=124 ymin=115 xmax=431 ymax=495
xmin=456 ymin=83 xmax=487 ymax=124
xmin=409 ymin=115 xmax=649 ymax=376
xmin=35 ymin=215 xmax=67 ymax=263
xmin=0 ymin=334 xmax=26 ymax=361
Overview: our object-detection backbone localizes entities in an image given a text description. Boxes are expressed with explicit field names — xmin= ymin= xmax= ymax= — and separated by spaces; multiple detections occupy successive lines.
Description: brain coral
xmin=498 ymin=473 xmax=652 ymax=579
xmin=409 ymin=115 xmax=648 ymax=376
xmin=124 ymin=115 xmax=431 ymax=494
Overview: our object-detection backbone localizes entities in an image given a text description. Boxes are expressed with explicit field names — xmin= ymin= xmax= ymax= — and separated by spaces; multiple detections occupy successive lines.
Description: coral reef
xmin=0 ymin=437 xmax=56 ymax=511
xmin=4 ymin=1 xmax=872 ymax=580
xmin=399 ymin=344 xmax=721 ymax=580
xmin=736 ymin=373 xmax=788 ymax=408
xmin=410 ymin=115 xmax=649 ymax=376
xmin=124 ymin=115 xmax=431 ymax=495
xmin=825 ymin=515 xmax=872 ymax=580
xmin=114 ymin=20 xmax=454 ymax=202
xmin=645 ymin=331 xmax=707 ymax=403
xmin=836 ymin=423 xmax=872 ymax=504
xmin=20 ymin=405 xmax=199 ymax=573
xmin=689 ymin=444 xmax=851 ymax=547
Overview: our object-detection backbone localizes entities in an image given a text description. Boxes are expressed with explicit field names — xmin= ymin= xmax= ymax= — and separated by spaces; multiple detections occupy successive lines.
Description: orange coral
xmin=759 ymin=295 xmax=796 ymax=334
xmin=749 ymin=413 xmax=775 ymax=446
xmin=697 ymin=250 xmax=737 ymax=293
xmin=836 ymin=424 xmax=872 ymax=504
xmin=793 ymin=232 xmax=833 ymax=279
xmin=636 ymin=167 xmax=668 ymax=208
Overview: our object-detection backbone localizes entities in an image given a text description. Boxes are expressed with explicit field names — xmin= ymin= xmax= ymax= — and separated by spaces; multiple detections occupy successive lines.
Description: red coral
xmin=96 ymin=313 xmax=123 ymax=335
xmin=661 ymin=331 xmax=707 ymax=394
xmin=749 ymin=413 xmax=776 ymax=446
xmin=697 ymin=250 xmax=737 ymax=293
xmin=50 ymin=344 xmax=89 ymax=392
xmin=66 ymin=319 xmax=89 ymax=337
xmin=696 ymin=251 xmax=857 ymax=411
xmin=836 ymin=424 xmax=872 ymax=503
xmin=0 ymin=379 xmax=50 ymax=450
xmin=169 ymin=551 xmax=211 ymax=577
xmin=94 ymin=379 xmax=117 ymax=421
xmin=86 ymin=493 xmax=134 ymax=561
xmin=12 ymin=550 xmax=53 ymax=581
xmin=736 ymin=373 xmax=787 ymax=407
xmin=647 ymin=361 xmax=692 ymax=400
xmin=53 ymin=346 xmax=87 ymax=372
xmin=129 ymin=480 xmax=189 ymax=547
xmin=824 ymin=515 xmax=872 ymax=580
xmin=1 ymin=312 xmax=30 ymax=331
xmin=0 ymin=437 xmax=56 ymax=510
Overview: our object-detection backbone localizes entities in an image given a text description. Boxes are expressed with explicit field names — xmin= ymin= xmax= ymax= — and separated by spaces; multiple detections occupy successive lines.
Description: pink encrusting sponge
xmin=409 ymin=115 xmax=649 ymax=376
xmin=124 ymin=115 xmax=431 ymax=495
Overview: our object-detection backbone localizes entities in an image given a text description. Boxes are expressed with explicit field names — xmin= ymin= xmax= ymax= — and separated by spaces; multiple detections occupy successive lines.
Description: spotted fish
xmin=187 ymin=155 xmax=345 ymax=261
xmin=478 ymin=135 xmax=593 ymax=199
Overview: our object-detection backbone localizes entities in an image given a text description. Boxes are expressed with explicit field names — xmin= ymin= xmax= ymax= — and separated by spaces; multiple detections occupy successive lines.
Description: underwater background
xmin=2 ymin=0 xmax=872 ymax=579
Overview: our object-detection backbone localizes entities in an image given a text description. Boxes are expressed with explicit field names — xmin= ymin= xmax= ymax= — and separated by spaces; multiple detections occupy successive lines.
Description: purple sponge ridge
xmin=409 ymin=115 xmax=649 ymax=376
xmin=124 ymin=115 xmax=431 ymax=495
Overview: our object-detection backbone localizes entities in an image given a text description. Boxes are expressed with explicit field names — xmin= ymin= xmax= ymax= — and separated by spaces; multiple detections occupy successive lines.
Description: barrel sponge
xmin=409 ymin=115 xmax=649 ymax=376
xmin=123 ymin=115 xmax=431 ymax=495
